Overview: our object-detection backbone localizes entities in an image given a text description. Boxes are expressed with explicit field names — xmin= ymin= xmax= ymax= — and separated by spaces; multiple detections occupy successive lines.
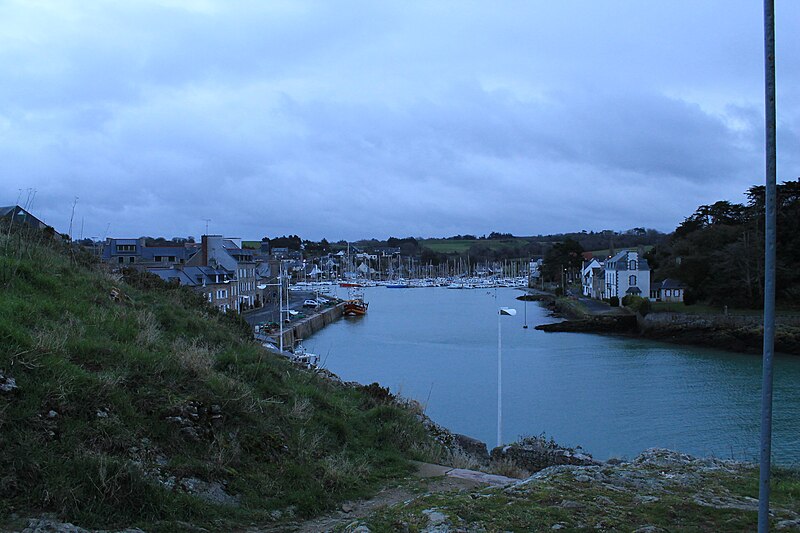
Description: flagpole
xmin=497 ymin=309 xmax=503 ymax=448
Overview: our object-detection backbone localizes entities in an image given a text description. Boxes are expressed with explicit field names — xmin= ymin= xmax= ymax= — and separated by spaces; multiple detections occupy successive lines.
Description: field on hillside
xmin=420 ymin=238 xmax=533 ymax=254
xmin=587 ymin=244 xmax=654 ymax=258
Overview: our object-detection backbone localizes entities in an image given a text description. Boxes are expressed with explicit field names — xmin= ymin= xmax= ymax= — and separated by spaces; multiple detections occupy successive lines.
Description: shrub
xmin=622 ymin=295 xmax=651 ymax=316
xmin=684 ymin=289 xmax=698 ymax=306
xmin=609 ymin=296 xmax=619 ymax=307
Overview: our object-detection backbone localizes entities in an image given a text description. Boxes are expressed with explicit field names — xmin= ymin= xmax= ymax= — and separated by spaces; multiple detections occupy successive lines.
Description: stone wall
xmin=640 ymin=312 xmax=800 ymax=330
xmin=277 ymin=302 xmax=345 ymax=349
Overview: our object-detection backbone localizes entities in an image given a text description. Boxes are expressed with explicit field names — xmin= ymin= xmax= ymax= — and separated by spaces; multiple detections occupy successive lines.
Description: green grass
xmin=0 ymin=230 xmax=440 ymax=531
xmin=554 ymin=297 xmax=590 ymax=319
xmin=420 ymin=238 xmax=532 ymax=254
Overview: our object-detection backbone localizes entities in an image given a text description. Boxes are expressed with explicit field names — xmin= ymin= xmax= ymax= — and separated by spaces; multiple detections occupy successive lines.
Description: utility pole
xmin=758 ymin=1 xmax=777 ymax=531
xmin=279 ymin=261 xmax=285 ymax=353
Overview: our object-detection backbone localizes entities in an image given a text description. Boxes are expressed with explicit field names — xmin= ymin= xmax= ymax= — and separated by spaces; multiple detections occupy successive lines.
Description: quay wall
xmin=277 ymin=302 xmax=345 ymax=349
xmin=640 ymin=312 xmax=800 ymax=329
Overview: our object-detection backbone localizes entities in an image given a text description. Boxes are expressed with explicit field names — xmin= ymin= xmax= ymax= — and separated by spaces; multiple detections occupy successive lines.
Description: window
xmin=129 ymin=257 xmax=135 ymax=263
xmin=675 ymin=289 xmax=681 ymax=296
xmin=116 ymin=244 xmax=136 ymax=252
xmin=207 ymin=293 xmax=213 ymax=303
xmin=629 ymin=275 xmax=637 ymax=285
xmin=118 ymin=257 xmax=124 ymax=264
xmin=629 ymin=260 xmax=637 ymax=270
xmin=665 ymin=289 xmax=671 ymax=297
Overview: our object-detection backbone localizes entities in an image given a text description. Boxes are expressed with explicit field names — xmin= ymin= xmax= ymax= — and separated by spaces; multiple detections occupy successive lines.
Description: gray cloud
xmin=1 ymin=1 xmax=798 ymax=241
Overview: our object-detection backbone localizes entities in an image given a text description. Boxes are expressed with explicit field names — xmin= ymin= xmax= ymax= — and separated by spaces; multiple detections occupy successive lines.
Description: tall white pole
xmin=497 ymin=310 xmax=503 ymax=448
xmin=279 ymin=261 xmax=284 ymax=353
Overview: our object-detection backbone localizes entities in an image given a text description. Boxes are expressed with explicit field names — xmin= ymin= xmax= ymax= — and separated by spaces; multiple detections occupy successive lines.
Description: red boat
xmin=339 ymin=282 xmax=363 ymax=288
xmin=343 ymin=299 xmax=368 ymax=316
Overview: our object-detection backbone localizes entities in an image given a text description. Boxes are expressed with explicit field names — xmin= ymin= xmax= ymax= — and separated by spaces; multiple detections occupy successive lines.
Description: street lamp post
xmin=497 ymin=307 xmax=516 ymax=448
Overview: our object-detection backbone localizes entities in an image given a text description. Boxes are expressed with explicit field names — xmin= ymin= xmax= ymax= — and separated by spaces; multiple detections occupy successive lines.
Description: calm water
xmin=306 ymin=287 xmax=800 ymax=463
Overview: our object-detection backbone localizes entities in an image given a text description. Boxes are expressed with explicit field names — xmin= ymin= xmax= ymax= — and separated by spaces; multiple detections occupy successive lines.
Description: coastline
xmin=532 ymin=293 xmax=800 ymax=356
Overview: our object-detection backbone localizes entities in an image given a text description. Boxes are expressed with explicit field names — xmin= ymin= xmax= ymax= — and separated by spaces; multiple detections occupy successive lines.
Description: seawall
xmin=638 ymin=312 xmax=800 ymax=355
xmin=276 ymin=302 xmax=345 ymax=349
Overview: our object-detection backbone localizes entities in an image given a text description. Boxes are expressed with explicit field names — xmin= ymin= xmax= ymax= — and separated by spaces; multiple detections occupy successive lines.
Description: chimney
xmin=201 ymin=235 xmax=208 ymax=266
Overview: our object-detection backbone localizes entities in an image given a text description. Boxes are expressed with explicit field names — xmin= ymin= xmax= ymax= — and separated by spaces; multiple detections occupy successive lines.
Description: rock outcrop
xmin=491 ymin=435 xmax=600 ymax=474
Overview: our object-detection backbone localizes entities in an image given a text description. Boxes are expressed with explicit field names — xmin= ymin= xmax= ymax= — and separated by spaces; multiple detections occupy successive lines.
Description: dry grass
xmin=171 ymin=337 xmax=214 ymax=376
xmin=289 ymin=397 xmax=313 ymax=420
xmin=135 ymin=310 xmax=161 ymax=347
xmin=32 ymin=313 xmax=84 ymax=354
xmin=211 ymin=430 xmax=242 ymax=468
xmin=295 ymin=428 xmax=325 ymax=460
xmin=488 ymin=457 xmax=530 ymax=479
xmin=320 ymin=453 xmax=371 ymax=489
xmin=443 ymin=446 xmax=483 ymax=471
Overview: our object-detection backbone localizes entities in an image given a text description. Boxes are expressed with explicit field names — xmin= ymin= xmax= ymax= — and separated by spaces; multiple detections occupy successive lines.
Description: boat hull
xmin=343 ymin=299 xmax=368 ymax=316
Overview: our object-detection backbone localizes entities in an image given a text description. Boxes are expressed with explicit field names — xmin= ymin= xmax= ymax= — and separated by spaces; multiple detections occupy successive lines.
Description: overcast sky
xmin=1 ymin=1 xmax=798 ymax=241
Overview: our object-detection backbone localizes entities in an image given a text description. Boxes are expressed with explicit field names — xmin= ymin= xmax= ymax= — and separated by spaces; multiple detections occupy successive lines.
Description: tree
xmin=541 ymin=239 xmax=584 ymax=283
xmin=653 ymin=178 xmax=800 ymax=308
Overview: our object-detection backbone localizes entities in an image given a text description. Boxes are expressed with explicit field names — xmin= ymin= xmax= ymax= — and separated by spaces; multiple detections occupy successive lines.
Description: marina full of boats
xmin=288 ymin=275 xmax=530 ymax=291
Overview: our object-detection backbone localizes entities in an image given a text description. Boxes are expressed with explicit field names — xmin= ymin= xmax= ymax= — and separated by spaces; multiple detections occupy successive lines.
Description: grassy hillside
xmin=0 ymin=230 xmax=438 ymax=531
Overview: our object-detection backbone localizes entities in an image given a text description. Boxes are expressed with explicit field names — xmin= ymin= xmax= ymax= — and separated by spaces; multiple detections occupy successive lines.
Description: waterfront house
xmin=603 ymin=250 xmax=651 ymax=303
xmin=581 ymin=258 xmax=605 ymax=299
xmin=649 ymin=278 xmax=687 ymax=303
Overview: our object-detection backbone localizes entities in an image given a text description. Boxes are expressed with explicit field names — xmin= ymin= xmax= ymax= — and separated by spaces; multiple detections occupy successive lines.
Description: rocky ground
xmin=6 ymin=439 xmax=800 ymax=533
xmin=345 ymin=448 xmax=800 ymax=532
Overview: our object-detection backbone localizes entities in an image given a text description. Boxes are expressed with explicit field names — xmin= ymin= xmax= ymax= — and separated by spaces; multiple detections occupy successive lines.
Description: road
xmin=242 ymin=290 xmax=327 ymax=328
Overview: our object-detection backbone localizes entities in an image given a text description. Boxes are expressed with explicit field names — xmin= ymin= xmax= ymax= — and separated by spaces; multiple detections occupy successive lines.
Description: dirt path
xmin=253 ymin=462 xmax=516 ymax=533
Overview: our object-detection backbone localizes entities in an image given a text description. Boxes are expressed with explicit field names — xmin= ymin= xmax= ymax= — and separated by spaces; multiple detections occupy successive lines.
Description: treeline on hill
xmin=645 ymin=179 xmax=800 ymax=308
xmin=346 ymin=231 xmax=665 ymax=267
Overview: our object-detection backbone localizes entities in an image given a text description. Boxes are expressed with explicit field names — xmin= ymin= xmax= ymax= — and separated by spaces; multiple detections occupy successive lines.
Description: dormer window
xmin=629 ymin=260 xmax=637 ymax=270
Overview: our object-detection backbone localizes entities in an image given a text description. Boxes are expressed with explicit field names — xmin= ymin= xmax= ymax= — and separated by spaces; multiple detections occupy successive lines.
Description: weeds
xmin=171 ymin=337 xmax=215 ymax=376
xmin=321 ymin=453 xmax=371 ymax=490
xmin=136 ymin=310 xmax=162 ymax=347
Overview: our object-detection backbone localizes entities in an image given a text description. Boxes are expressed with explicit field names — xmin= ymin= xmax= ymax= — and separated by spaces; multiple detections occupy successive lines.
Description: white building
xmin=603 ymin=250 xmax=650 ymax=303
xmin=581 ymin=258 xmax=604 ymax=299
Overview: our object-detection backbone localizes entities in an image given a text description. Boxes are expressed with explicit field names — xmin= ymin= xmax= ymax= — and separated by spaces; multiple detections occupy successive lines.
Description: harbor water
xmin=306 ymin=287 xmax=800 ymax=463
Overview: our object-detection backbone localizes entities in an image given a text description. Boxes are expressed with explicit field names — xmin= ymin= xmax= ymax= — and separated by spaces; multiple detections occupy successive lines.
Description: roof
xmin=148 ymin=268 xmax=195 ymax=285
xmin=147 ymin=266 xmax=232 ymax=287
xmin=0 ymin=205 xmax=48 ymax=229
xmin=607 ymin=250 xmax=650 ymax=271
xmin=140 ymin=246 xmax=193 ymax=260
xmin=625 ymin=286 xmax=642 ymax=294
xmin=660 ymin=278 xmax=686 ymax=289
